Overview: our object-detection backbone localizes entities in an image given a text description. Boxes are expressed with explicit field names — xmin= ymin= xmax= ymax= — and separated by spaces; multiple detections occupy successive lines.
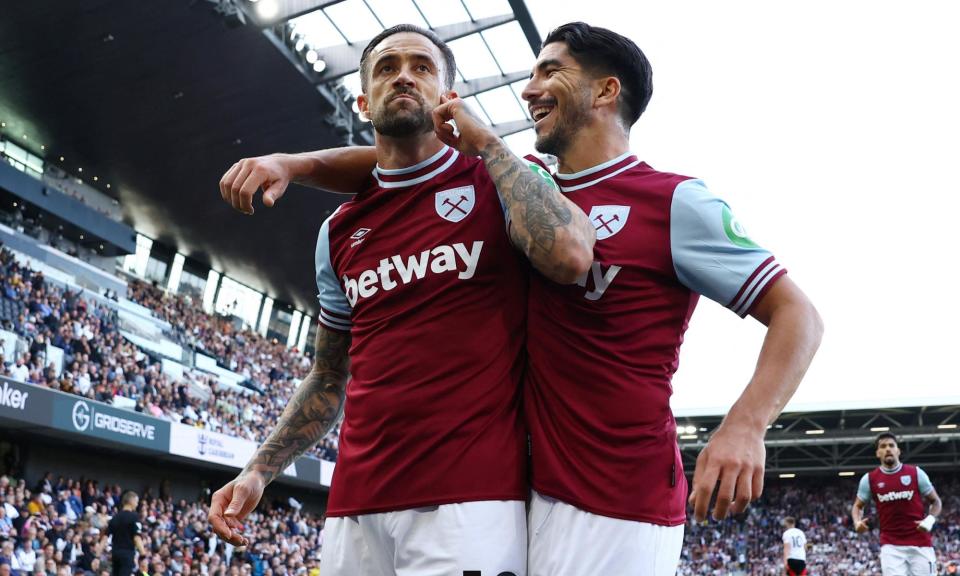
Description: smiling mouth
xmin=529 ymin=103 xmax=556 ymax=125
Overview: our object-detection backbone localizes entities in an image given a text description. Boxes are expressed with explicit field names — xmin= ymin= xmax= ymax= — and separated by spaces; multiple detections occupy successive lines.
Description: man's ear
xmin=594 ymin=76 xmax=621 ymax=109
xmin=356 ymin=93 xmax=370 ymax=120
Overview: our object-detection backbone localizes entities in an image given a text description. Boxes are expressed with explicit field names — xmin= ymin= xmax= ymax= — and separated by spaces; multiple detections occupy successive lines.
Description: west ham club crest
xmin=435 ymin=186 xmax=475 ymax=223
xmin=588 ymin=205 xmax=630 ymax=240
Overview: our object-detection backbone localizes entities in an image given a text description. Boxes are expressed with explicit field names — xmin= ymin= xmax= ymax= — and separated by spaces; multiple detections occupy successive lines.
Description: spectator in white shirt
xmin=14 ymin=540 xmax=37 ymax=572
xmin=10 ymin=355 xmax=30 ymax=382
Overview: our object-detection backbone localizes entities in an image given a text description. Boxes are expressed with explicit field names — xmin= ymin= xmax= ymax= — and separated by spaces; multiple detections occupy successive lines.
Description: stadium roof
xmin=0 ymin=0 xmax=541 ymax=312
xmin=676 ymin=405 xmax=960 ymax=476
xmin=244 ymin=0 xmax=540 ymax=151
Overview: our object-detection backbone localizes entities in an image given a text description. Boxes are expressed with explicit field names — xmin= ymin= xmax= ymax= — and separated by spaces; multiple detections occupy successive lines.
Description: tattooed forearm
xmin=241 ymin=326 xmax=350 ymax=484
xmin=479 ymin=139 xmax=595 ymax=283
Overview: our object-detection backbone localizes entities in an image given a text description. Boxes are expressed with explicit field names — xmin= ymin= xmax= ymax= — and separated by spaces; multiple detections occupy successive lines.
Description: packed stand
xmin=126 ymin=279 xmax=340 ymax=462
xmin=0 ymin=473 xmax=323 ymax=576
xmin=125 ymin=280 xmax=313 ymax=392
xmin=678 ymin=475 xmax=960 ymax=575
xmin=0 ymin=247 xmax=340 ymax=462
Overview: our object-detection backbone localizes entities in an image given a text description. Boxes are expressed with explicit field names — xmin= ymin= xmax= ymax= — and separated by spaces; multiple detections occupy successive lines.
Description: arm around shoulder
xmin=220 ymin=147 xmax=377 ymax=214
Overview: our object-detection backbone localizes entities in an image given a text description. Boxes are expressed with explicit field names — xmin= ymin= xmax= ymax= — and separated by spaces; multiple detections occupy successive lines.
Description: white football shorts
xmin=528 ymin=490 xmax=683 ymax=576
xmin=322 ymin=499 xmax=526 ymax=576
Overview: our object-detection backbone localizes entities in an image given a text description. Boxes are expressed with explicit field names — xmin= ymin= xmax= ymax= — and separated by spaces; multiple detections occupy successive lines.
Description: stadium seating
xmin=0 ymin=472 xmax=322 ymax=575
xmin=678 ymin=477 xmax=959 ymax=575
xmin=1 ymin=470 xmax=955 ymax=575
xmin=0 ymin=245 xmax=340 ymax=462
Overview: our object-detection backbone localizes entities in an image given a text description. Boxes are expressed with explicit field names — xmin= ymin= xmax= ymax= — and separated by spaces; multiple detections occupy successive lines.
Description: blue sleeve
xmin=670 ymin=179 xmax=786 ymax=317
xmin=857 ymin=474 xmax=872 ymax=503
xmin=917 ymin=467 xmax=934 ymax=495
xmin=315 ymin=215 xmax=352 ymax=332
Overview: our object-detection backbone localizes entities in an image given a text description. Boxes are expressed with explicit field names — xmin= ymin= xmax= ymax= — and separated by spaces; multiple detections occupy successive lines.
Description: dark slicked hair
xmin=359 ymin=24 xmax=457 ymax=93
xmin=543 ymin=22 xmax=653 ymax=128
xmin=875 ymin=432 xmax=898 ymax=451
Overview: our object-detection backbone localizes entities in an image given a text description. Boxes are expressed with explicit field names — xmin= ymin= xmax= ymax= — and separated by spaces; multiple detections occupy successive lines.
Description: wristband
xmin=918 ymin=514 xmax=936 ymax=531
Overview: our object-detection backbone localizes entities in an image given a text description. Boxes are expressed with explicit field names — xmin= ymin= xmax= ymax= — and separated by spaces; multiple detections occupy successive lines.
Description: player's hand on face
xmin=688 ymin=421 xmax=766 ymax=523
xmin=208 ymin=472 xmax=266 ymax=546
xmin=855 ymin=520 xmax=870 ymax=534
xmin=219 ymin=154 xmax=292 ymax=215
xmin=432 ymin=95 xmax=498 ymax=157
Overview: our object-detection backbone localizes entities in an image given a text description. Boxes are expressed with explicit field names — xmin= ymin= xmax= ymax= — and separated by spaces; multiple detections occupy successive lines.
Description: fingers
xmin=209 ymin=481 xmax=253 ymax=547
xmin=432 ymin=100 xmax=456 ymax=133
xmin=220 ymin=528 xmax=248 ymax=547
xmin=220 ymin=158 xmax=290 ymax=214
xmin=226 ymin=515 xmax=245 ymax=532
xmin=431 ymin=97 xmax=458 ymax=147
xmin=690 ymin=454 xmax=718 ymax=523
xmin=434 ymin=122 xmax=458 ymax=148
xmin=261 ymin=180 xmax=287 ymax=208
xmin=730 ymin=467 xmax=753 ymax=516
xmin=690 ymin=453 xmax=763 ymax=521
xmin=208 ymin=489 xmax=235 ymax=543
xmin=237 ymin=169 xmax=268 ymax=215
xmin=225 ymin=529 xmax=249 ymax=547
xmin=225 ymin=481 xmax=250 ymax=517
xmin=220 ymin=162 xmax=242 ymax=204
xmin=228 ymin=161 xmax=255 ymax=213
xmin=752 ymin=465 xmax=765 ymax=500
xmin=223 ymin=483 xmax=254 ymax=547
xmin=712 ymin=466 xmax=739 ymax=520
xmin=437 ymin=95 xmax=457 ymax=116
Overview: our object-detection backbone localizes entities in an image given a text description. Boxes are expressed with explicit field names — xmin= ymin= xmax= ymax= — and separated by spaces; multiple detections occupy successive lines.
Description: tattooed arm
xmin=478 ymin=138 xmax=595 ymax=282
xmin=432 ymin=97 xmax=595 ymax=283
xmin=208 ymin=325 xmax=350 ymax=545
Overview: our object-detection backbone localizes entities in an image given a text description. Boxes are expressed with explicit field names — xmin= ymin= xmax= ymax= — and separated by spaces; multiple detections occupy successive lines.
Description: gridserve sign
xmin=53 ymin=396 xmax=170 ymax=451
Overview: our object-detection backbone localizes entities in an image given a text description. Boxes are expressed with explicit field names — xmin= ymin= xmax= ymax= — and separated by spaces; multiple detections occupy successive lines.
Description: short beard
xmin=370 ymin=94 xmax=433 ymax=138
xmin=534 ymin=88 xmax=592 ymax=158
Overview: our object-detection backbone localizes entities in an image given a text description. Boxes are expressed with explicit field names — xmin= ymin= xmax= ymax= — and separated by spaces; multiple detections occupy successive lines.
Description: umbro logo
xmin=351 ymin=228 xmax=371 ymax=248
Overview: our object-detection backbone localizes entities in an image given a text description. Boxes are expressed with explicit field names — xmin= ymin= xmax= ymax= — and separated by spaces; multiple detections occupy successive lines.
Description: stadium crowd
xmin=678 ymin=476 xmax=960 ymax=575
xmin=1 ymin=468 xmax=955 ymax=576
xmin=0 ymin=472 xmax=322 ymax=576
xmin=0 ymin=246 xmax=339 ymax=462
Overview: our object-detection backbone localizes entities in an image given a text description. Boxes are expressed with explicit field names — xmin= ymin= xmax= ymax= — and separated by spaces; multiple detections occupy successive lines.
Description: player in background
xmin=209 ymin=24 xmax=594 ymax=576
xmin=220 ymin=21 xmax=823 ymax=576
xmin=852 ymin=433 xmax=942 ymax=576
xmin=782 ymin=516 xmax=807 ymax=575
